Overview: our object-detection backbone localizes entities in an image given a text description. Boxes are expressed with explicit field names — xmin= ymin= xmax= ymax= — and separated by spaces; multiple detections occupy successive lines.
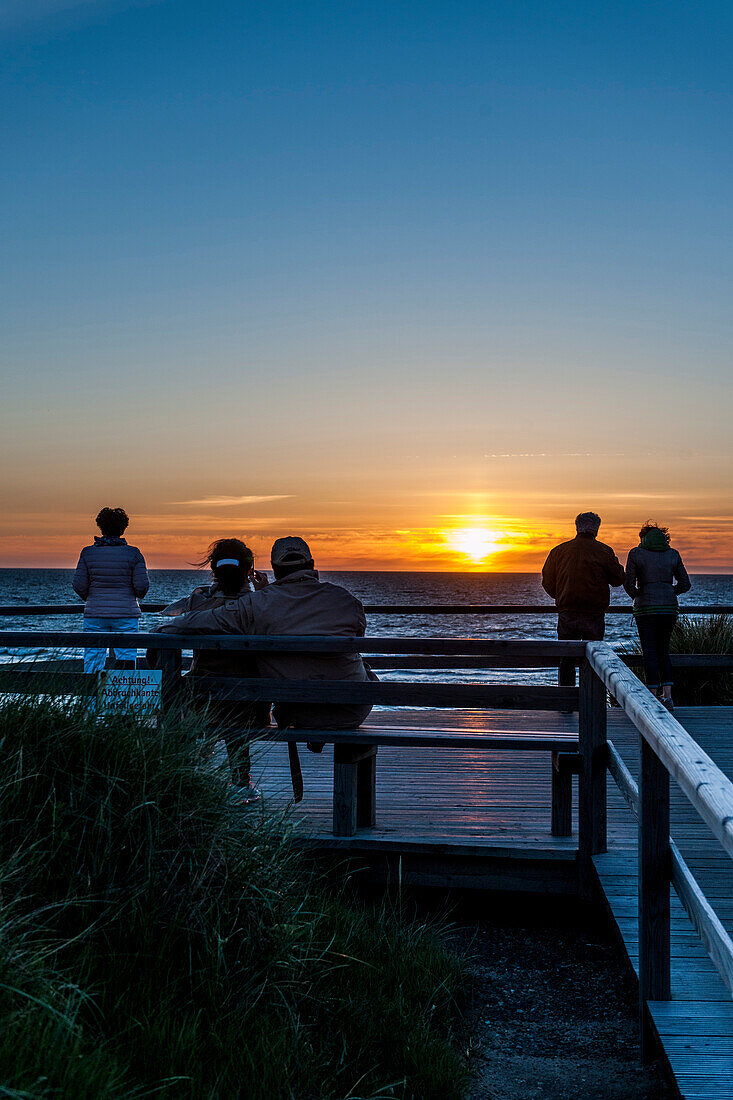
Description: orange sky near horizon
xmin=2 ymin=482 xmax=732 ymax=573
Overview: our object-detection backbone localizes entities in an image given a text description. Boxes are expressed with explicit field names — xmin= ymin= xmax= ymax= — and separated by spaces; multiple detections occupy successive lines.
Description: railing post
xmin=578 ymin=657 xmax=607 ymax=898
xmin=639 ymin=736 xmax=671 ymax=1054
xmin=159 ymin=648 xmax=183 ymax=721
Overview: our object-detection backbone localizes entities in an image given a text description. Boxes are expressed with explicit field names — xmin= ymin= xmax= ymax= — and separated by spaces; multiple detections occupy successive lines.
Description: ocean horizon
xmin=2 ymin=569 xmax=732 ymax=683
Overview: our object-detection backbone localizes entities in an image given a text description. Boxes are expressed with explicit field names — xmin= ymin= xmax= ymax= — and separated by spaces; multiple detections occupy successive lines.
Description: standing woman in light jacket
xmin=73 ymin=507 xmax=149 ymax=673
xmin=624 ymin=522 xmax=691 ymax=712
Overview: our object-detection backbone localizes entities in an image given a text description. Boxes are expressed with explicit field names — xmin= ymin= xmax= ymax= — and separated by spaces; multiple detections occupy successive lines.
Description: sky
xmin=1 ymin=0 xmax=732 ymax=571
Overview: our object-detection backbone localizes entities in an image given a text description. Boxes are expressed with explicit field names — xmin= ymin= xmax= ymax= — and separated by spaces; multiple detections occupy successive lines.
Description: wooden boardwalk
xmin=248 ymin=708 xmax=581 ymax=891
xmin=597 ymin=707 xmax=733 ymax=1100
xmin=249 ymin=705 xmax=733 ymax=1097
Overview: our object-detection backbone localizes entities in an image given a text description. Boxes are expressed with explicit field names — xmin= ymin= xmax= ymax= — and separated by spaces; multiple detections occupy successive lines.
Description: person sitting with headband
xmin=154 ymin=536 xmax=375 ymax=796
xmin=149 ymin=538 xmax=269 ymax=803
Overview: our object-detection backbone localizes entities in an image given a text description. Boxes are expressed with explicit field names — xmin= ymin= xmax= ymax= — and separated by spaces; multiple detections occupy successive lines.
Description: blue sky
xmin=1 ymin=1 xmax=732 ymax=567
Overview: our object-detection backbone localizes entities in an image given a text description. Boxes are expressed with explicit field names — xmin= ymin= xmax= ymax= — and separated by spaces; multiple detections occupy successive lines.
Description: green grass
xmin=628 ymin=614 xmax=733 ymax=705
xmin=0 ymin=697 xmax=469 ymax=1099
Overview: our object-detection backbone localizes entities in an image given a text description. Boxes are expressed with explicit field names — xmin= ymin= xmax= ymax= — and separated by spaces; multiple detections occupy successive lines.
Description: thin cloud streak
xmin=482 ymin=452 xmax=630 ymax=459
xmin=172 ymin=495 xmax=293 ymax=507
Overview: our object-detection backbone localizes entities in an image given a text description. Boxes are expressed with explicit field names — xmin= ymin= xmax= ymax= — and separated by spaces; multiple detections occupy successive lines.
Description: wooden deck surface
xmin=596 ymin=706 xmax=733 ymax=1100
xmin=248 ymin=704 xmax=733 ymax=1097
xmin=250 ymin=708 xmax=580 ymax=853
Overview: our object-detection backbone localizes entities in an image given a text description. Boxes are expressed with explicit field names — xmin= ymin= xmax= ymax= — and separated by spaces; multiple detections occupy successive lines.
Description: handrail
xmin=584 ymin=640 xmax=733 ymax=1035
xmin=0 ymin=603 xmax=731 ymax=617
xmin=606 ymin=738 xmax=733 ymax=1000
xmin=586 ymin=641 xmax=733 ymax=858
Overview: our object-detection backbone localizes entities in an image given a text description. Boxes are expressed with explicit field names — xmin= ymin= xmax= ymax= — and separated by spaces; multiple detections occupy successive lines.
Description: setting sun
xmin=448 ymin=527 xmax=503 ymax=563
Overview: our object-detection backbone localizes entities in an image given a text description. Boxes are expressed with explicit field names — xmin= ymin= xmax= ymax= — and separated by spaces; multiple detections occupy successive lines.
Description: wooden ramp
xmin=596 ymin=707 xmax=733 ymax=1100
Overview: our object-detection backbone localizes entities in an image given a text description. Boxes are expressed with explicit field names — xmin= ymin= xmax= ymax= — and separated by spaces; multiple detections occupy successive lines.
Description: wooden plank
xmin=551 ymin=752 xmax=575 ymax=837
xmin=0 ymin=631 xmax=590 ymax=657
xmin=264 ymin=728 xmax=579 ymax=751
xmin=333 ymin=745 xmax=358 ymax=836
xmin=0 ymin=669 xmax=96 ymax=695
xmin=670 ymin=838 xmax=733 ymax=1000
xmin=356 ymin=747 xmax=377 ymax=828
xmin=639 ymin=737 xmax=671 ymax=1005
xmin=578 ymin=661 xmax=607 ymax=898
xmin=159 ymin=648 xmax=183 ymax=718
xmin=191 ymin=676 xmax=579 ymax=710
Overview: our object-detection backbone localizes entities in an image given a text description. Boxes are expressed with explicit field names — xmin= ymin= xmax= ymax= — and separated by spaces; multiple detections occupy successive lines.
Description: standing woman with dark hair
xmin=156 ymin=538 xmax=269 ymax=802
xmin=624 ymin=522 xmax=691 ymax=712
xmin=73 ymin=507 xmax=149 ymax=673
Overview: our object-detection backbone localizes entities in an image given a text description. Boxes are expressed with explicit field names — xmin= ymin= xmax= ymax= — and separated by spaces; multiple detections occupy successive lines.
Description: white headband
xmin=213 ymin=558 xmax=243 ymax=568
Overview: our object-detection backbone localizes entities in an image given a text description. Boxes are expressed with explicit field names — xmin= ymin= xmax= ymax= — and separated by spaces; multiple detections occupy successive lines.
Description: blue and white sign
xmin=98 ymin=670 xmax=162 ymax=715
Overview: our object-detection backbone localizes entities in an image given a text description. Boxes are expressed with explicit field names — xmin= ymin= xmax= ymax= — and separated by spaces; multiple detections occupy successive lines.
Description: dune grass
xmin=0 ymin=697 xmax=469 ymax=1099
xmin=627 ymin=613 xmax=733 ymax=705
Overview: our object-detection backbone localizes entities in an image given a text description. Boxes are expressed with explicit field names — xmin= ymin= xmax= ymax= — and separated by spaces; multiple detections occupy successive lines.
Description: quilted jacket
xmin=72 ymin=536 xmax=149 ymax=618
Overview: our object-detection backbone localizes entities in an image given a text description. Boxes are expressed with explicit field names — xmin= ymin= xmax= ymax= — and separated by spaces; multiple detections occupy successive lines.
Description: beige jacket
xmin=157 ymin=569 xmax=372 ymax=729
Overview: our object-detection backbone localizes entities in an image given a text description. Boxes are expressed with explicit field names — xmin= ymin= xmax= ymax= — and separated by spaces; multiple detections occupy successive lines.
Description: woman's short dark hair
xmin=96 ymin=507 xmax=129 ymax=537
xmin=639 ymin=521 xmax=671 ymax=544
xmin=195 ymin=538 xmax=254 ymax=598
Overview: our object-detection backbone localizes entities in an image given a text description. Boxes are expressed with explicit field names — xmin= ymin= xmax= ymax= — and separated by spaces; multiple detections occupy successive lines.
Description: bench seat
xmin=258 ymin=725 xmax=580 ymax=837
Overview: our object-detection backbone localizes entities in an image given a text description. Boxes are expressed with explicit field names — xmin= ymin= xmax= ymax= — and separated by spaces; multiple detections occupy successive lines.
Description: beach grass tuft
xmin=626 ymin=613 xmax=733 ymax=705
xmin=0 ymin=696 xmax=469 ymax=1099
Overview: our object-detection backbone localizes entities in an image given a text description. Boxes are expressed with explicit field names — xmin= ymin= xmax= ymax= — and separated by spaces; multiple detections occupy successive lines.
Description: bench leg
xmin=333 ymin=746 xmax=358 ymax=836
xmin=356 ymin=746 xmax=377 ymax=828
xmin=333 ymin=744 xmax=377 ymax=836
xmin=551 ymin=751 xmax=573 ymax=837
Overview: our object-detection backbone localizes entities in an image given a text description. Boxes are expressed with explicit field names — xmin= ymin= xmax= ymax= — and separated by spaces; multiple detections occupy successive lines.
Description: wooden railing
xmin=584 ymin=641 xmax=733 ymax=1035
xmin=0 ymin=631 xmax=591 ymax=837
xmin=1 ymin=603 xmax=731 ymax=617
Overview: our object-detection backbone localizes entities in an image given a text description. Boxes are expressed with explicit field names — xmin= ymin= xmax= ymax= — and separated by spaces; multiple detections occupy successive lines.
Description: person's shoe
xmin=228 ymin=780 xmax=262 ymax=805
xmin=307 ymin=741 xmax=325 ymax=754
xmin=662 ymin=698 xmax=675 ymax=713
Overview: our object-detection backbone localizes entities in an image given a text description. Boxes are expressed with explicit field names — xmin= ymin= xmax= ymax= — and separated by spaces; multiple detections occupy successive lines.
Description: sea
xmin=2 ymin=569 xmax=732 ymax=685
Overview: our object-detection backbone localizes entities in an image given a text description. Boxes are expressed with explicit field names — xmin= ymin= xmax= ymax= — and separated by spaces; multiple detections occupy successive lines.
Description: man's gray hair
xmin=575 ymin=512 xmax=601 ymax=534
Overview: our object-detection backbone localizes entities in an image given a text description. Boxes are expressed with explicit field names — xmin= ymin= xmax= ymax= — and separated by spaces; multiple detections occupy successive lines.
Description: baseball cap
xmin=270 ymin=536 xmax=313 ymax=567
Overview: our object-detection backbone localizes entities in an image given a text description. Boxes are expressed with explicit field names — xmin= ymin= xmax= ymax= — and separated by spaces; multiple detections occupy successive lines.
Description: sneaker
xmin=662 ymin=698 xmax=675 ymax=713
xmin=228 ymin=780 xmax=262 ymax=805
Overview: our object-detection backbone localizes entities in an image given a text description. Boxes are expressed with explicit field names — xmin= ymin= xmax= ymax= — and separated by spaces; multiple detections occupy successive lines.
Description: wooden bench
xmin=185 ymin=672 xmax=582 ymax=837
xmin=263 ymin=725 xmax=581 ymax=837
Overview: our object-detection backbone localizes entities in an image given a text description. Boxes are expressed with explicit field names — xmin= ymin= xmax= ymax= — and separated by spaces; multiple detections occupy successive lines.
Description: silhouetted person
xmin=542 ymin=512 xmax=625 ymax=687
xmin=624 ymin=522 xmax=691 ymax=712
xmin=73 ymin=507 xmax=149 ymax=672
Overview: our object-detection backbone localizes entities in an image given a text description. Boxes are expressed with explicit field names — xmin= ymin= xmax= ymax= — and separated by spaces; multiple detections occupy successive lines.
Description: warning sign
xmin=98 ymin=670 xmax=162 ymax=715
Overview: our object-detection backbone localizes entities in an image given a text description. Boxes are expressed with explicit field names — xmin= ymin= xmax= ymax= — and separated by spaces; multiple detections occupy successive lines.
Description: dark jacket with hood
xmin=624 ymin=531 xmax=691 ymax=614
xmin=541 ymin=534 xmax=625 ymax=613
xmin=73 ymin=536 xmax=149 ymax=618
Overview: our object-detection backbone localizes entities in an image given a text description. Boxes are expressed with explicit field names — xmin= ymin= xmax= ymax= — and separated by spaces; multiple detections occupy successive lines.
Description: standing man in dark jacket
xmin=541 ymin=512 xmax=625 ymax=686
xmin=73 ymin=507 xmax=149 ymax=672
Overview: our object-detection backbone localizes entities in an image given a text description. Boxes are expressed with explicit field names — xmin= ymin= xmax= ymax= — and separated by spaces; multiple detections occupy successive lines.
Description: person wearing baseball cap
xmin=156 ymin=533 xmax=374 ymax=741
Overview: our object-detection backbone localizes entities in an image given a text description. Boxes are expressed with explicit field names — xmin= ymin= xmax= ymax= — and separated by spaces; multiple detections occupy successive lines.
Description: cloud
xmin=481 ymin=452 xmax=635 ymax=459
xmin=172 ymin=495 xmax=293 ymax=508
